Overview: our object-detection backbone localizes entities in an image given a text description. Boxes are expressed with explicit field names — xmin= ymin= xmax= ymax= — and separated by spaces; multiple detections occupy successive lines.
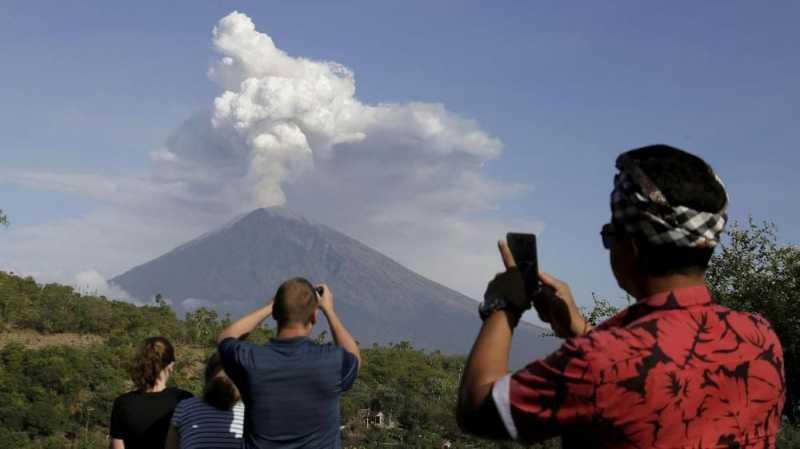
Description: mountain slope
xmin=112 ymin=208 xmax=557 ymax=366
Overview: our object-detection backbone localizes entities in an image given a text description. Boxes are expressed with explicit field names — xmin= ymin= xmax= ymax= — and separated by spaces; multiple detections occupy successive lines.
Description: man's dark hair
xmin=272 ymin=277 xmax=318 ymax=328
xmin=619 ymin=144 xmax=727 ymax=276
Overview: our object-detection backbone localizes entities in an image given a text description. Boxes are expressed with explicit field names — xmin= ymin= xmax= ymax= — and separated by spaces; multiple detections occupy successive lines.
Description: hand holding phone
xmin=506 ymin=233 xmax=540 ymax=299
xmin=537 ymin=272 xmax=588 ymax=338
xmin=506 ymin=233 xmax=550 ymax=322
xmin=315 ymin=284 xmax=334 ymax=312
xmin=506 ymin=232 xmax=587 ymax=338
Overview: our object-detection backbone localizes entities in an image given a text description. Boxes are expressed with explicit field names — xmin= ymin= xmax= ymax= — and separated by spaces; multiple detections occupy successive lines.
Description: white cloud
xmin=0 ymin=11 xmax=540 ymax=300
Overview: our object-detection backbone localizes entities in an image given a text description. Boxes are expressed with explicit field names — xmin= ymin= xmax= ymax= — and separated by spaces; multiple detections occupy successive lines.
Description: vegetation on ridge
xmin=0 ymin=220 xmax=798 ymax=448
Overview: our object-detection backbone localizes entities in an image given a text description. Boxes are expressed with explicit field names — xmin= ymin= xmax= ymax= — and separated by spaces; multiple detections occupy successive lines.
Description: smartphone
xmin=506 ymin=232 xmax=540 ymax=299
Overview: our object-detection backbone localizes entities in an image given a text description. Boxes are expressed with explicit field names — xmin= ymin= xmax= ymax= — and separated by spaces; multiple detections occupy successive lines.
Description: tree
xmin=184 ymin=307 xmax=221 ymax=345
xmin=584 ymin=294 xmax=621 ymax=327
xmin=706 ymin=220 xmax=800 ymax=419
xmin=154 ymin=293 xmax=167 ymax=308
xmin=0 ymin=209 xmax=7 ymax=226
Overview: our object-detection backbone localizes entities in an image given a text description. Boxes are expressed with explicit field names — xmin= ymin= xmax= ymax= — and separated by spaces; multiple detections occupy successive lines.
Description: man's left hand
xmin=316 ymin=284 xmax=334 ymax=313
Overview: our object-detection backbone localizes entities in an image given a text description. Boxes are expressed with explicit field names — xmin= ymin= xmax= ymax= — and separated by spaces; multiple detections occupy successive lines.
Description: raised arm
xmin=217 ymin=301 xmax=273 ymax=343
xmin=457 ymin=241 xmax=591 ymax=440
xmin=316 ymin=284 xmax=362 ymax=369
xmin=456 ymin=241 xmax=521 ymax=439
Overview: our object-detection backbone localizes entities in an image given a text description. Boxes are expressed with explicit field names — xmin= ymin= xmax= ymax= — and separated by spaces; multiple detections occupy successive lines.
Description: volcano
xmin=111 ymin=208 xmax=557 ymax=367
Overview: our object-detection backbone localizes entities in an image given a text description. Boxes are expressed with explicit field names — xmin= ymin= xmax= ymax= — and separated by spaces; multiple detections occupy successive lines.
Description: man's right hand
xmin=316 ymin=284 xmax=334 ymax=313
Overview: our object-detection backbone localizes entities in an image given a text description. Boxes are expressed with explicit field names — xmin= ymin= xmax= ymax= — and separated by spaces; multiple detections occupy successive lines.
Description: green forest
xmin=0 ymin=221 xmax=799 ymax=448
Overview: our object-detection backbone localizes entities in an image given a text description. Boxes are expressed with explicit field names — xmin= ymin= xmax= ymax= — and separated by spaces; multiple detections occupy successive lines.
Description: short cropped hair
xmin=272 ymin=277 xmax=318 ymax=327
xmin=618 ymin=145 xmax=727 ymax=276
xmin=129 ymin=336 xmax=175 ymax=391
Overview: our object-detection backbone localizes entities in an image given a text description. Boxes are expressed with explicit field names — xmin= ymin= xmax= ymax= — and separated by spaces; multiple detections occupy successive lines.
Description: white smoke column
xmin=197 ymin=12 xmax=529 ymax=294
xmin=205 ymin=12 xmax=367 ymax=207
xmin=159 ymin=11 xmax=506 ymax=213
xmin=0 ymin=11 xmax=540 ymax=299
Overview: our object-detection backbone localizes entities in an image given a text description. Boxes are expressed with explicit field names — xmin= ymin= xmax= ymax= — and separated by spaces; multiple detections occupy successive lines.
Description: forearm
xmin=217 ymin=303 xmax=273 ymax=343
xmin=458 ymin=311 xmax=515 ymax=412
xmin=165 ymin=426 xmax=179 ymax=449
xmin=322 ymin=307 xmax=361 ymax=367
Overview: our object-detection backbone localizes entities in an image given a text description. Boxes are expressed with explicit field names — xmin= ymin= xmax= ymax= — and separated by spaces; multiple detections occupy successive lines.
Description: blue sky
xmin=1 ymin=1 xmax=798 ymax=312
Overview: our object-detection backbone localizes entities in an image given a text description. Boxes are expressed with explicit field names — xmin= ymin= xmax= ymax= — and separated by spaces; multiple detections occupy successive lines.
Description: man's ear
xmin=310 ymin=309 xmax=318 ymax=326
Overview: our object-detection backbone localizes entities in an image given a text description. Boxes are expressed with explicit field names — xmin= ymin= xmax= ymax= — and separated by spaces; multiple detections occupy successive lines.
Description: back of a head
xmin=129 ymin=336 xmax=175 ymax=391
xmin=203 ymin=352 xmax=241 ymax=410
xmin=272 ymin=277 xmax=318 ymax=328
xmin=617 ymin=144 xmax=728 ymax=275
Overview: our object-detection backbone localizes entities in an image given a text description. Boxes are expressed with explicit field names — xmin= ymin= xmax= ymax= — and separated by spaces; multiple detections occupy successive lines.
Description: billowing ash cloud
xmin=0 ymin=11 xmax=540 ymax=299
xmin=154 ymin=12 xmax=505 ymax=214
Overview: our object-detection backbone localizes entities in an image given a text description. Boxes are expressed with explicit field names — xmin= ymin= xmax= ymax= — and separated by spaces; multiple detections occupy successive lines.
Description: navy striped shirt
xmin=171 ymin=397 xmax=244 ymax=449
xmin=218 ymin=337 xmax=358 ymax=449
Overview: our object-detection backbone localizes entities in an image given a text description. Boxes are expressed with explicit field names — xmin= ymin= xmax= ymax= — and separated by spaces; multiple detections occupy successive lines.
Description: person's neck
xmin=634 ymin=272 xmax=706 ymax=300
xmin=276 ymin=324 xmax=312 ymax=339
xmin=145 ymin=378 xmax=168 ymax=393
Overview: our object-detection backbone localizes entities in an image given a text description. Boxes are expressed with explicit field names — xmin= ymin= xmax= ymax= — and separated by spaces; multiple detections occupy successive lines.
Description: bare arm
xmin=317 ymin=284 xmax=362 ymax=369
xmin=164 ymin=426 xmax=179 ymax=449
xmin=457 ymin=241 xmax=591 ymax=439
xmin=217 ymin=302 xmax=273 ymax=343
xmin=110 ymin=438 xmax=125 ymax=449
xmin=457 ymin=309 xmax=516 ymax=414
xmin=457 ymin=242 xmax=520 ymax=439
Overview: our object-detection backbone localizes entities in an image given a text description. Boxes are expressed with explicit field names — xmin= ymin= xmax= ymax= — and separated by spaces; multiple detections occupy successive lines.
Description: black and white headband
xmin=611 ymin=154 xmax=728 ymax=248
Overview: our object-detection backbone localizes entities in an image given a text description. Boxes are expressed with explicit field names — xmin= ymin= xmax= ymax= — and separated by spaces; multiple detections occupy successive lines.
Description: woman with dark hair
xmin=165 ymin=352 xmax=244 ymax=449
xmin=110 ymin=337 xmax=193 ymax=449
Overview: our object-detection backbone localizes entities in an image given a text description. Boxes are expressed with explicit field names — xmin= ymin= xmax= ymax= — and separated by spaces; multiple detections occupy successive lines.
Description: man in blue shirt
xmin=217 ymin=277 xmax=361 ymax=449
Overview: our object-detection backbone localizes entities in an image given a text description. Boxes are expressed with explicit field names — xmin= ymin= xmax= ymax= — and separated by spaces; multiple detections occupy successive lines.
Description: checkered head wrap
xmin=611 ymin=153 xmax=728 ymax=248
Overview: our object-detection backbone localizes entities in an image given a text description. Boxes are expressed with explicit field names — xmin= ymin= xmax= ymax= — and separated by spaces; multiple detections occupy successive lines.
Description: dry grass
xmin=0 ymin=329 xmax=105 ymax=349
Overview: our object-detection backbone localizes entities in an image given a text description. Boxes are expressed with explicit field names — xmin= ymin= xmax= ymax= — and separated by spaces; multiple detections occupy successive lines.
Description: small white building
xmin=358 ymin=409 xmax=395 ymax=429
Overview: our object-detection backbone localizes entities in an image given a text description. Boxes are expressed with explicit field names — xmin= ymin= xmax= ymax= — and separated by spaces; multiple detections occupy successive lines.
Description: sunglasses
xmin=600 ymin=223 xmax=618 ymax=250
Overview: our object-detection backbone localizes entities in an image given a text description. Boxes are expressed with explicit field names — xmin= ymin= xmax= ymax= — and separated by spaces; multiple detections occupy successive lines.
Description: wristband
xmin=479 ymin=294 xmax=523 ymax=323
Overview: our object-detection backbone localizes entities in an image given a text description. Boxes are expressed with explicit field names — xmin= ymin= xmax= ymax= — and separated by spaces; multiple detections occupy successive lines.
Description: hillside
xmin=112 ymin=207 xmax=558 ymax=367
xmin=2 ymin=264 xmax=799 ymax=449
xmin=0 ymin=271 xmax=549 ymax=449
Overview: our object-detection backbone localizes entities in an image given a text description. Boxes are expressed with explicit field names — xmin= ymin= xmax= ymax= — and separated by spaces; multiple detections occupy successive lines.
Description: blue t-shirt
xmin=218 ymin=337 xmax=358 ymax=449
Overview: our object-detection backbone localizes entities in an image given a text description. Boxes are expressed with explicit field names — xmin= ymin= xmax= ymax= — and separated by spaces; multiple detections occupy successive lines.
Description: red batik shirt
xmin=492 ymin=285 xmax=785 ymax=449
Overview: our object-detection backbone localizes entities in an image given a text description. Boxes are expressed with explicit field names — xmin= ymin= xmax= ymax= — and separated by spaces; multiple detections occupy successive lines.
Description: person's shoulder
xmin=314 ymin=341 xmax=340 ymax=351
xmin=714 ymin=303 xmax=774 ymax=327
xmin=173 ymin=395 xmax=199 ymax=414
xmin=311 ymin=342 xmax=351 ymax=359
xmin=167 ymin=387 xmax=194 ymax=401
xmin=176 ymin=395 xmax=201 ymax=407
xmin=218 ymin=337 xmax=260 ymax=354
xmin=554 ymin=326 xmax=643 ymax=372
xmin=712 ymin=304 xmax=782 ymax=345
xmin=114 ymin=389 xmax=143 ymax=404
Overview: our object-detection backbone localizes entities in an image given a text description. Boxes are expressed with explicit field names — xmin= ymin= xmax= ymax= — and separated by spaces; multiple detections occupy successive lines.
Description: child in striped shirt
xmin=166 ymin=352 xmax=245 ymax=449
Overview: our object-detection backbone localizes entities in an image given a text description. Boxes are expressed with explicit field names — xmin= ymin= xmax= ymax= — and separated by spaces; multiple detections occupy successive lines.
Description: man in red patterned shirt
xmin=457 ymin=145 xmax=785 ymax=448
